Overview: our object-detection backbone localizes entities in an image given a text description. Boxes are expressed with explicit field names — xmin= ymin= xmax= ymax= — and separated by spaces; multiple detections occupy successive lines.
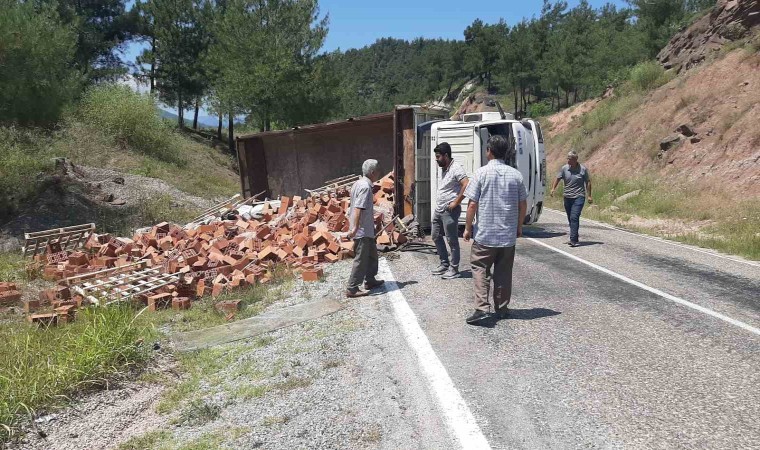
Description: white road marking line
xmin=526 ymin=238 xmax=760 ymax=337
xmin=378 ymin=259 xmax=492 ymax=450
xmin=543 ymin=208 xmax=760 ymax=268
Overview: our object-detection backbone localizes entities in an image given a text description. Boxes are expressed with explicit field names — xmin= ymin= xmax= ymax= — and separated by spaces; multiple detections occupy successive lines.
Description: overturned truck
xmin=235 ymin=105 xmax=545 ymax=230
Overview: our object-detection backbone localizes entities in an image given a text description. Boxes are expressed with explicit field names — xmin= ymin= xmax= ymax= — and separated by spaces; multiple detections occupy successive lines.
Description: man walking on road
xmin=550 ymin=150 xmax=592 ymax=247
xmin=345 ymin=159 xmax=385 ymax=298
xmin=431 ymin=142 xmax=469 ymax=280
xmin=463 ymin=135 xmax=527 ymax=325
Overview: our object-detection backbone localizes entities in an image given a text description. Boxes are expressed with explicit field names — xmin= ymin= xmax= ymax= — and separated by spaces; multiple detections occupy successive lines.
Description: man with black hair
xmin=463 ymin=135 xmax=527 ymax=325
xmin=431 ymin=142 xmax=469 ymax=279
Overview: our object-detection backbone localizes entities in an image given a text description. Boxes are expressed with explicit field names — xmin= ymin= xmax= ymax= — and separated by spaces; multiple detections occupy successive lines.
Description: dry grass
xmin=546 ymin=176 xmax=760 ymax=260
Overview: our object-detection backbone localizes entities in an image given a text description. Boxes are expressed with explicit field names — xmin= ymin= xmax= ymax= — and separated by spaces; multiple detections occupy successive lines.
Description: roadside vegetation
xmin=0 ymin=258 xmax=292 ymax=441
xmin=545 ymin=177 xmax=760 ymax=260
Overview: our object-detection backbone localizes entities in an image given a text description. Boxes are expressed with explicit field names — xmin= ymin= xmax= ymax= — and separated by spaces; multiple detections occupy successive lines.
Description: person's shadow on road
xmin=522 ymin=229 xmax=565 ymax=239
xmin=470 ymin=307 xmax=561 ymax=328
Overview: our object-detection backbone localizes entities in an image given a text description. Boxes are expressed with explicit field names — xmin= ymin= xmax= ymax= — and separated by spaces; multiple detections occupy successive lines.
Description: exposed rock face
xmin=658 ymin=0 xmax=760 ymax=73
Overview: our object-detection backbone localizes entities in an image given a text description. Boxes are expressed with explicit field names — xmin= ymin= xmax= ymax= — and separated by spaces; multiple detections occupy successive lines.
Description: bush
xmin=0 ymin=0 xmax=82 ymax=125
xmin=0 ymin=127 xmax=55 ymax=219
xmin=628 ymin=61 xmax=671 ymax=93
xmin=527 ymin=100 xmax=553 ymax=118
xmin=0 ymin=305 xmax=151 ymax=440
xmin=77 ymin=85 xmax=186 ymax=165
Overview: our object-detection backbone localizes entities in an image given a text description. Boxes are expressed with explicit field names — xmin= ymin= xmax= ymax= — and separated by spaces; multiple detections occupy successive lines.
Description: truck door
xmin=512 ymin=123 xmax=536 ymax=224
xmin=526 ymin=119 xmax=545 ymax=223
xmin=430 ymin=124 xmax=475 ymax=226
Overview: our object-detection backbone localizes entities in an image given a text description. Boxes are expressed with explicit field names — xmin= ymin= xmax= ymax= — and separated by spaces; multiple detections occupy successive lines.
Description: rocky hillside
xmin=546 ymin=0 xmax=760 ymax=197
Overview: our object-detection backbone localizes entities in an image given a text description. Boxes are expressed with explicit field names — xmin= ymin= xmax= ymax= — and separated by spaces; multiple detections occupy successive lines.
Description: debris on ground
xmin=14 ymin=172 xmax=419 ymax=325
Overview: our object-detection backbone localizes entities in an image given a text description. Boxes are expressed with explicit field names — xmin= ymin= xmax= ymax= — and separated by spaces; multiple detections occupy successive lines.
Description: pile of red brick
xmin=21 ymin=172 xmax=413 ymax=324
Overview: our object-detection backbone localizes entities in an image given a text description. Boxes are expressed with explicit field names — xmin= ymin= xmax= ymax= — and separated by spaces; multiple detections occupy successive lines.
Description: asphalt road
xmin=385 ymin=209 xmax=760 ymax=449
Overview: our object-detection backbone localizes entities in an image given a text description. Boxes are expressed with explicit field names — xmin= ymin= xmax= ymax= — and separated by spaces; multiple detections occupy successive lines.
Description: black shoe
xmin=466 ymin=310 xmax=489 ymax=324
xmin=364 ymin=279 xmax=385 ymax=290
xmin=569 ymin=241 xmax=579 ymax=247
xmin=494 ymin=308 xmax=509 ymax=319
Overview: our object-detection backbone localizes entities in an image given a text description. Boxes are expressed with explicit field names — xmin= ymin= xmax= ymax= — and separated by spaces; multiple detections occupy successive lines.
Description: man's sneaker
xmin=494 ymin=308 xmax=509 ymax=319
xmin=431 ymin=264 xmax=449 ymax=275
xmin=569 ymin=241 xmax=579 ymax=248
xmin=345 ymin=289 xmax=369 ymax=298
xmin=466 ymin=310 xmax=489 ymax=324
xmin=364 ymin=279 xmax=385 ymax=290
xmin=441 ymin=266 xmax=460 ymax=280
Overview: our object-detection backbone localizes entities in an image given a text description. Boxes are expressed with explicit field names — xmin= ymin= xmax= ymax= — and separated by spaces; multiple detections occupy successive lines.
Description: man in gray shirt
xmin=431 ymin=142 xmax=469 ymax=279
xmin=346 ymin=159 xmax=384 ymax=298
xmin=551 ymin=150 xmax=593 ymax=247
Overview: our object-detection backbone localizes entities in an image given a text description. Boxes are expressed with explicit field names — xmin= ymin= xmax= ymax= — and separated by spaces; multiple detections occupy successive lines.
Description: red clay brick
xmin=28 ymin=313 xmax=58 ymax=327
xmin=147 ymin=293 xmax=172 ymax=311
xmin=215 ymin=299 xmax=242 ymax=314
xmin=302 ymin=268 xmax=324 ymax=282
xmin=172 ymin=297 xmax=191 ymax=310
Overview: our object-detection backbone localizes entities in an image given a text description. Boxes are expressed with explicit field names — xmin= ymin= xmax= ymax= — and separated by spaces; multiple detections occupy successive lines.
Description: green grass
xmin=545 ymin=177 xmax=760 ymax=260
xmin=0 ymin=127 xmax=55 ymax=220
xmin=0 ymin=86 xmax=238 ymax=221
xmin=117 ymin=430 xmax=173 ymax=450
xmin=77 ymin=85 xmax=184 ymax=164
xmin=0 ymin=305 xmax=153 ymax=440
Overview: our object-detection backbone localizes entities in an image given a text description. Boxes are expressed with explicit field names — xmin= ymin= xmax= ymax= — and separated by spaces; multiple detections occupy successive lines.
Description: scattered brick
xmin=215 ymin=299 xmax=242 ymax=314
xmin=302 ymin=268 xmax=324 ymax=282
xmin=172 ymin=297 xmax=191 ymax=310
xmin=147 ymin=293 xmax=172 ymax=311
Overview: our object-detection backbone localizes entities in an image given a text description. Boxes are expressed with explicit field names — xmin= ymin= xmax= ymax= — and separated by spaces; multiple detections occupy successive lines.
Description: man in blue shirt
xmin=463 ymin=135 xmax=527 ymax=325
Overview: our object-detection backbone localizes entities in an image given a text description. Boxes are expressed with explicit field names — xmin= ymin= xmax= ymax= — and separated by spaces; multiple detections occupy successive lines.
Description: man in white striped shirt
xmin=463 ymin=135 xmax=527 ymax=325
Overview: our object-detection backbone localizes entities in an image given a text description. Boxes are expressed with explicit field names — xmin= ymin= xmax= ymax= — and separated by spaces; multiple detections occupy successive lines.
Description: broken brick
xmin=172 ymin=297 xmax=191 ymax=310
xmin=302 ymin=268 xmax=324 ymax=282
xmin=215 ymin=299 xmax=242 ymax=314
xmin=147 ymin=293 xmax=172 ymax=311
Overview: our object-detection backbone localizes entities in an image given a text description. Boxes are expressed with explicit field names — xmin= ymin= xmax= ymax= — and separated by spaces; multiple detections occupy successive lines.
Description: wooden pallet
xmin=305 ymin=174 xmax=360 ymax=196
xmin=23 ymin=223 xmax=96 ymax=258
xmin=63 ymin=262 xmax=180 ymax=306
xmin=186 ymin=190 xmax=267 ymax=227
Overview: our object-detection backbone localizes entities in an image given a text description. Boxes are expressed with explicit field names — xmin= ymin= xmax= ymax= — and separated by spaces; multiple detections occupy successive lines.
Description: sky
xmin=121 ymin=0 xmax=629 ymax=119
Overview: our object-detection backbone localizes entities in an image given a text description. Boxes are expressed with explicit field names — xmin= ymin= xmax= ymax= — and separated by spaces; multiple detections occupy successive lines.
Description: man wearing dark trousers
xmin=463 ymin=135 xmax=527 ymax=325
xmin=551 ymin=150 xmax=593 ymax=247
xmin=431 ymin=142 xmax=469 ymax=280
xmin=345 ymin=159 xmax=385 ymax=298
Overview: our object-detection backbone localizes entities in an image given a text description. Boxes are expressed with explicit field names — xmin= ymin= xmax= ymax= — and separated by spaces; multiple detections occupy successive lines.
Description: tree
xmin=0 ymin=0 xmax=82 ymax=125
xmin=211 ymin=0 xmax=329 ymax=131
xmin=43 ymin=0 xmax=136 ymax=80
xmin=464 ymin=19 xmax=509 ymax=91
xmin=145 ymin=0 xmax=213 ymax=128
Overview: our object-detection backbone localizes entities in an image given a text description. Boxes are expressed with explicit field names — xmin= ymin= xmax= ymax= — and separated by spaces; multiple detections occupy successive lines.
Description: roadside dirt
xmin=546 ymin=49 xmax=760 ymax=196
xmin=0 ymin=159 xmax=216 ymax=252
xmin=11 ymin=260 xmax=449 ymax=450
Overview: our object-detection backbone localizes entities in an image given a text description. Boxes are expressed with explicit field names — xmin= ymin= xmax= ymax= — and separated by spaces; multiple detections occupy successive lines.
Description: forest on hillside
xmin=1 ymin=0 xmax=715 ymax=133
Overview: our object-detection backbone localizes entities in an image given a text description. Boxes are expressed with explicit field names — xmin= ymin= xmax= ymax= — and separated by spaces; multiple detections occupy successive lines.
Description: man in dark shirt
xmin=551 ymin=151 xmax=593 ymax=247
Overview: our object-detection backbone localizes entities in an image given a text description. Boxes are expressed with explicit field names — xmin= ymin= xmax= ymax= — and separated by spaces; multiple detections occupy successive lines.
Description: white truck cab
xmin=429 ymin=111 xmax=546 ymax=226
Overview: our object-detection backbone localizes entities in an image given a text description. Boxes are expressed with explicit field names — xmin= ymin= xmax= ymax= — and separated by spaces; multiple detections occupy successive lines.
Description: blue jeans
xmin=431 ymin=206 xmax=461 ymax=267
xmin=564 ymin=196 xmax=585 ymax=243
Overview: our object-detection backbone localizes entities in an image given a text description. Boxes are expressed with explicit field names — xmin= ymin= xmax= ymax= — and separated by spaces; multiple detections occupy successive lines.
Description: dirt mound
xmin=0 ymin=159 xmax=214 ymax=251
xmin=658 ymin=0 xmax=760 ymax=73
xmin=546 ymin=49 xmax=760 ymax=196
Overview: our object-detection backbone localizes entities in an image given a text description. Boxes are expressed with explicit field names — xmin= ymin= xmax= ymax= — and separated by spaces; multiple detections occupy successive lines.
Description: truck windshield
xmin=482 ymin=124 xmax=514 ymax=167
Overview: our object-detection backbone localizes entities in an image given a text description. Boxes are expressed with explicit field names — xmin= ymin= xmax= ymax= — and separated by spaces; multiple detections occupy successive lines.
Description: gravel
xmin=11 ymin=259 xmax=454 ymax=450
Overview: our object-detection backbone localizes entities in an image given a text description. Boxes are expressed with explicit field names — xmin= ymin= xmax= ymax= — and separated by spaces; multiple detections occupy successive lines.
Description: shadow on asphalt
xmin=469 ymin=307 xmax=562 ymax=328
xmin=523 ymin=229 xmax=565 ymax=239
xmin=401 ymin=243 xmax=437 ymax=255
xmin=572 ymin=241 xmax=603 ymax=247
